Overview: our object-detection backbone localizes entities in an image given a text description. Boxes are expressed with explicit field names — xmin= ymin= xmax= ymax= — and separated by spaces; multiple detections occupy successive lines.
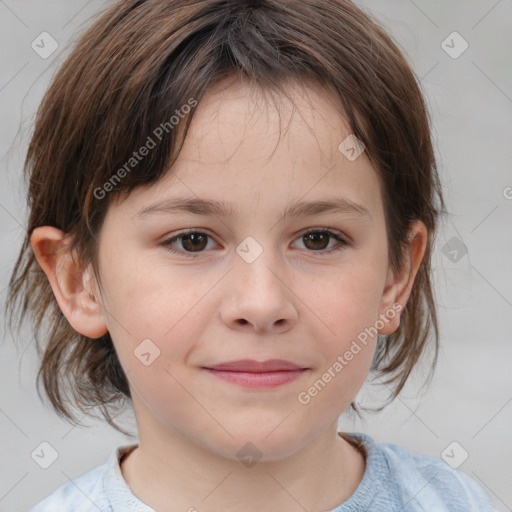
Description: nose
xmin=220 ymin=248 xmax=298 ymax=335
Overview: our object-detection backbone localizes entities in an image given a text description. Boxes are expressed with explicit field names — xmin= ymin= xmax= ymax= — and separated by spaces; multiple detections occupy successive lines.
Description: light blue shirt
xmin=29 ymin=432 xmax=497 ymax=511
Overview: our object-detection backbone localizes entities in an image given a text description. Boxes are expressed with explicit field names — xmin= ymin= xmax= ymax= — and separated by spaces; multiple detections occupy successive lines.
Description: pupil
xmin=183 ymin=234 xmax=207 ymax=251
xmin=305 ymin=233 xmax=328 ymax=250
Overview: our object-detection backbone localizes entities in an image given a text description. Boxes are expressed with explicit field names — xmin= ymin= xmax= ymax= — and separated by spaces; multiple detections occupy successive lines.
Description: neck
xmin=121 ymin=420 xmax=365 ymax=512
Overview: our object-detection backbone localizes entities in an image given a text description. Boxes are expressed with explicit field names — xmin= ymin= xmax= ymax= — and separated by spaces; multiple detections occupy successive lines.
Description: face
xmin=92 ymin=79 xmax=404 ymax=460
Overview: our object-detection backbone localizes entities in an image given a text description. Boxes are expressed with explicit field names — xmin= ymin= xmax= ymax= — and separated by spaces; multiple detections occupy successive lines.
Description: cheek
xmin=104 ymin=243 xmax=208 ymax=322
xmin=307 ymin=260 xmax=385 ymax=339
xmin=99 ymin=257 xmax=212 ymax=373
xmin=298 ymin=258 xmax=383 ymax=401
xmin=296 ymin=337 xmax=375 ymax=424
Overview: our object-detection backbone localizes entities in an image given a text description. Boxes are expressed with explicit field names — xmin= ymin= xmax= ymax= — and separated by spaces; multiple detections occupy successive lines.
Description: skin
xmin=31 ymin=78 xmax=427 ymax=512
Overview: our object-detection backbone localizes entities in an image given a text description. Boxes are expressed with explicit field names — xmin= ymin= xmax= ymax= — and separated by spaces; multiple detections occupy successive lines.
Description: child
xmin=6 ymin=0 xmax=498 ymax=510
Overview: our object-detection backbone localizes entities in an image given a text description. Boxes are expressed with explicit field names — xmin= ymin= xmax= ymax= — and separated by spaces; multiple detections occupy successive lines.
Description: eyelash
xmin=160 ymin=228 xmax=350 ymax=258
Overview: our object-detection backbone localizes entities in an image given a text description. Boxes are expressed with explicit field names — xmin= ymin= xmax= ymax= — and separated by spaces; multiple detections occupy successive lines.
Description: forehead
xmin=111 ymin=79 xmax=384 ymax=223
xmin=182 ymin=78 xmax=348 ymax=164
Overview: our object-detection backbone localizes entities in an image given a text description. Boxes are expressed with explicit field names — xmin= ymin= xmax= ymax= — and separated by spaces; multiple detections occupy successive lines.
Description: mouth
xmin=202 ymin=359 xmax=309 ymax=389
xmin=204 ymin=359 xmax=307 ymax=372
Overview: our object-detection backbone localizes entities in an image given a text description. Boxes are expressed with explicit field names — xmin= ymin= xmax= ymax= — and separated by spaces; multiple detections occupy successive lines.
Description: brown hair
xmin=5 ymin=0 xmax=446 ymax=434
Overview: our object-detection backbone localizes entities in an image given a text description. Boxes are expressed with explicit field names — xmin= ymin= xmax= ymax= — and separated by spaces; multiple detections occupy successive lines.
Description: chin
xmin=212 ymin=424 xmax=315 ymax=464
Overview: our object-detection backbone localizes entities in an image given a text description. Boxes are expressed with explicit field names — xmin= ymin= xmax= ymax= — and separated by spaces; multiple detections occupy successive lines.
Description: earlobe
xmin=30 ymin=226 xmax=108 ymax=338
xmin=378 ymin=220 xmax=428 ymax=335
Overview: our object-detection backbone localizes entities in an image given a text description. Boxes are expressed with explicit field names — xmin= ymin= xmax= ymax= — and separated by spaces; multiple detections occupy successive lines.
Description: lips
xmin=202 ymin=359 xmax=309 ymax=388
xmin=204 ymin=359 xmax=306 ymax=372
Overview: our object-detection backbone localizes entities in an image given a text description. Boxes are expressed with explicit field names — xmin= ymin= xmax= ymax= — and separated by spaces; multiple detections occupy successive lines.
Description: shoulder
xmin=381 ymin=440 xmax=495 ymax=508
xmin=28 ymin=448 xmax=121 ymax=512
xmin=344 ymin=433 xmax=498 ymax=512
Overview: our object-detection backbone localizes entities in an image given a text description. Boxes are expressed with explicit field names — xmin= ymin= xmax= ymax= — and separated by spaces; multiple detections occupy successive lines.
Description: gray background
xmin=0 ymin=0 xmax=511 ymax=510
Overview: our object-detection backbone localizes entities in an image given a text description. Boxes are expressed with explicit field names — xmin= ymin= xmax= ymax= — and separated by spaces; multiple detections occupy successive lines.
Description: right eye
xmin=160 ymin=229 xmax=218 ymax=257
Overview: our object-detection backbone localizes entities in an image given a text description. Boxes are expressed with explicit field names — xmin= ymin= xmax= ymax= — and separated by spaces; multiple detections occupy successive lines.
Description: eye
xmin=161 ymin=228 xmax=349 ymax=258
xmin=161 ymin=229 xmax=217 ymax=258
xmin=293 ymin=228 xmax=349 ymax=254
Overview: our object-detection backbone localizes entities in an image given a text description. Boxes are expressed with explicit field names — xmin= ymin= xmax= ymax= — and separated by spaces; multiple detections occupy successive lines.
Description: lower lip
xmin=204 ymin=369 xmax=307 ymax=388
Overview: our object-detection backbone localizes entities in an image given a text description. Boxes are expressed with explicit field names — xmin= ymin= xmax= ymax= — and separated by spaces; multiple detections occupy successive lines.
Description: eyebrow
xmin=135 ymin=196 xmax=372 ymax=221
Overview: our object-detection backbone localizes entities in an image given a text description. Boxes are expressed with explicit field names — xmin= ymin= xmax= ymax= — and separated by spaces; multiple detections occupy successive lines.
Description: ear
xmin=30 ymin=226 xmax=108 ymax=338
xmin=377 ymin=220 xmax=428 ymax=335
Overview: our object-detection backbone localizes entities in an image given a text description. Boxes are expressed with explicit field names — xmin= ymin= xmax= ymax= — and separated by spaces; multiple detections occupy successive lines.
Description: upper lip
xmin=204 ymin=359 xmax=307 ymax=372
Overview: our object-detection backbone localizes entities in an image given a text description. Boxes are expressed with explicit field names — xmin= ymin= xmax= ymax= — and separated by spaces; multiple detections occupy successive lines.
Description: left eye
xmin=294 ymin=228 xmax=348 ymax=253
xmin=161 ymin=228 xmax=349 ymax=257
